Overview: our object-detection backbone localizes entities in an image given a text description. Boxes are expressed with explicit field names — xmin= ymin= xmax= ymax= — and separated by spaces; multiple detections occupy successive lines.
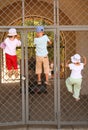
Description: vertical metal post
xmin=57 ymin=29 xmax=61 ymax=129
xmin=54 ymin=0 xmax=57 ymax=25
xmin=22 ymin=0 xmax=26 ymax=123
xmin=22 ymin=0 xmax=25 ymax=26
xmin=56 ymin=0 xmax=61 ymax=129
xmin=53 ymin=0 xmax=57 ymax=125
xmin=21 ymin=31 xmax=26 ymax=124
xmin=54 ymin=0 xmax=61 ymax=128
xmin=25 ymin=31 xmax=29 ymax=123
xmin=56 ymin=0 xmax=59 ymax=25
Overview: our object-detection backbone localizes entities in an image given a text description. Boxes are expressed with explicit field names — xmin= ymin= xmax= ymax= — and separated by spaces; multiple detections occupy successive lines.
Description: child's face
xmin=36 ymin=32 xmax=44 ymax=37
xmin=74 ymin=62 xmax=80 ymax=64
xmin=8 ymin=36 xmax=15 ymax=41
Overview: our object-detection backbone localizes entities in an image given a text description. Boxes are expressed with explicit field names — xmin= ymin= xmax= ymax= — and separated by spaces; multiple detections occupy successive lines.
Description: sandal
xmin=38 ymin=81 xmax=41 ymax=85
xmin=44 ymin=81 xmax=51 ymax=85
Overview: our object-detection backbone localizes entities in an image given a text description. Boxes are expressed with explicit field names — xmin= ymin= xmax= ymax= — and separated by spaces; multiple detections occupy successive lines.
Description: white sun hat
xmin=8 ymin=28 xmax=17 ymax=36
xmin=71 ymin=54 xmax=81 ymax=63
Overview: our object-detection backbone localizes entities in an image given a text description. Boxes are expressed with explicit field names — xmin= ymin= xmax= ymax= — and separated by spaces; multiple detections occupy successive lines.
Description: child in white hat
xmin=65 ymin=54 xmax=86 ymax=101
xmin=0 ymin=28 xmax=21 ymax=78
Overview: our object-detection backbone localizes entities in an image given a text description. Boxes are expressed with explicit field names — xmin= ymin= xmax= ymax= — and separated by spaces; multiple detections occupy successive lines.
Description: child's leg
xmin=14 ymin=69 xmax=19 ymax=78
xmin=43 ymin=56 xmax=49 ymax=83
xmin=37 ymin=73 xmax=41 ymax=84
xmin=73 ymin=78 xmax=82 ymax=100
xmin=8 ymin=70 xmax=13 ymax=77
xmin=11 ymin=55 xmax=19 ymax=78
xmin=45 ymin=73 xmax=49 ymax=82
xmin=5 ymin=54 xmax=12 ymax=77
xmin=66 ymin=77 xmax=73 ymax=93
xmin=36 ymin=56 xmax=42 ymax=84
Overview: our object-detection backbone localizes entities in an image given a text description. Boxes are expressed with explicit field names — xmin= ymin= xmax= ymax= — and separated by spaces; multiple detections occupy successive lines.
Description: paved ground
xmin=0 ymin=78 xmax=88 ymax=128
xmin=0 ymin=126 xmax=88 ymax=130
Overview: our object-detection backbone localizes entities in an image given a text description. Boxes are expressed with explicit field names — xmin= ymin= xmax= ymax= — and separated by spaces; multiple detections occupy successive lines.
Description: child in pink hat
xmin=0 ymin=28 xmax=21 ymax=78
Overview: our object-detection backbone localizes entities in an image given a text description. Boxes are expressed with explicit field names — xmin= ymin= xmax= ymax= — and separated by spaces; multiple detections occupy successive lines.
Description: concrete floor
xmin=0 ymin=127 xmax=88 ymax=130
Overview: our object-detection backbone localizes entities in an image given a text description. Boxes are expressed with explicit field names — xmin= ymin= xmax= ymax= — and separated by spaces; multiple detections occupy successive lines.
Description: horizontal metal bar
xmin=0 ymin=26 xmax=55 ymax=30
xmin=0 ymin=121 xmax=25 ymax=126
xmin=59 ymin=25 xmax=88 ymax=31
xmin=61 ymin=121 xmax=88 ymax=125
xmin=0 ymin=25 xmax=88 ymax=31
xmin=28 ymin=121 xmax=57 ymax=125
xmin=0 ymin=26 xmax=55 ymax=32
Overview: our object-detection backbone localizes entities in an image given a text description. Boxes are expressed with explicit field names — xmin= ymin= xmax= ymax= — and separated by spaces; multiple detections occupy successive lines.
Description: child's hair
xmin=8 ymin=35 xmax=16 ymax=38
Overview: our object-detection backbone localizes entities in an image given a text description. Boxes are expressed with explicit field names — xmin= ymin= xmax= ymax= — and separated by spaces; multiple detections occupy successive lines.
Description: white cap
xmin=71 ymin=54 xmax=81 ymax=63
xmin=8 ymin=28 xmax=17 ymax=36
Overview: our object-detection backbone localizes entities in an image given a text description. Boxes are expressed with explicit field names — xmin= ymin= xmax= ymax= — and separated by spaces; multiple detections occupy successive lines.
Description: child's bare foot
xmin=14 ymin=70 xmax=19 ymax=78
xmin=8 ymin=70 xmax=13 ymax=78
xmin=15 ymin=72 xmax=19 ymax=78
xmin=75 ymin=98 xmax=80 ymax=102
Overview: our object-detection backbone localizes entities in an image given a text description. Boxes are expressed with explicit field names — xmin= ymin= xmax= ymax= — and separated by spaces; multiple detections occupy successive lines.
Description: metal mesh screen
xmin=60 ymin=31 xmax=88 ymax=124
xmin=0 ymin=0 xmax=54 ymax=26
xmin=0 ymin=0 xmax=22 ymax=26
xmin=26 ymin=31 xmax=55 ymax=122
xmin=0 ymin=32 xmax=23 ymax=125
xmin=25 ymin=0 xmax=54 ymax=24
xmin=59 ymin=0 xmax=88 ymax=25
xmin=0 ymin=0 xmax=55 ymax=125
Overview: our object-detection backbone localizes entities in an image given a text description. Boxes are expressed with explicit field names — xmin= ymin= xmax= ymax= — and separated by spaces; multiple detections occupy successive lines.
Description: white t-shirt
xmin=69 ymin=63 xmax=84 ymax=78
xmin=4 ymin=38 xmax=21 ymax=55
xmin=34 ymin=35 xmax=50 ymax=57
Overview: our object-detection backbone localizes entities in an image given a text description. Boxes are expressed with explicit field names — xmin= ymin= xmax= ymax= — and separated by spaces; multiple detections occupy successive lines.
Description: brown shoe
xmin=44 ymin=81 xmax=51 ymax=86
xmin=38 ymin=81 xmax=42 ymax=85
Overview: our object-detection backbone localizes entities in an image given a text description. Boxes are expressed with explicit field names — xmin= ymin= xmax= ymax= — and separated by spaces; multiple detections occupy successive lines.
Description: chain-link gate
xmin=59 ymin=28 xmax=88 ymax=127
xmin=24 ymin=29 xmax=57 ymax=125
xmin=59 ymin=0 xmax=88 ymax=127
xmin=0 ymin=0 xmax=88 ymax=129
xmin=0 ymin=29 xmax=25 ymax=126
xmin=0 ymin=28 xmax=57 ymax=126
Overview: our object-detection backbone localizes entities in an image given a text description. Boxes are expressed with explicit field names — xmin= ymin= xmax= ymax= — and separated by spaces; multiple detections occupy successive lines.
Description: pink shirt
xmin=4 ymin=38 xmax=21 ymax=55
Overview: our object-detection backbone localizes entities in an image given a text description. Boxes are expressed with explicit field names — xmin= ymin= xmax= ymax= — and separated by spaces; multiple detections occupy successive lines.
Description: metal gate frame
xmin=0 ymin=28 xmax=26 ymax=126
xmin=0 ymin=0 xmax=88 ymax=128
xmin=0 ymin=27 xmax=59 ymax=127
xmin=57 ymin=25 xmax=88 ymax=128
xmin=24 ymin=28 xmax=58 ymax=126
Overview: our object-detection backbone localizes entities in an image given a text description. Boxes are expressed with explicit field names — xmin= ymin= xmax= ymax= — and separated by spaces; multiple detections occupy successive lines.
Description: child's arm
xmin=0 ymin=42 xmax=6 ymax=49
xmin=82 ymin=56 xmax=87 ymax=65
xmin=48 ymin=40 xmax=52 ymax=45
xmin=47 ymin=35 xmax=52 ymax=45
xmin=65 ymin=60 xmax=70 ymax=67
